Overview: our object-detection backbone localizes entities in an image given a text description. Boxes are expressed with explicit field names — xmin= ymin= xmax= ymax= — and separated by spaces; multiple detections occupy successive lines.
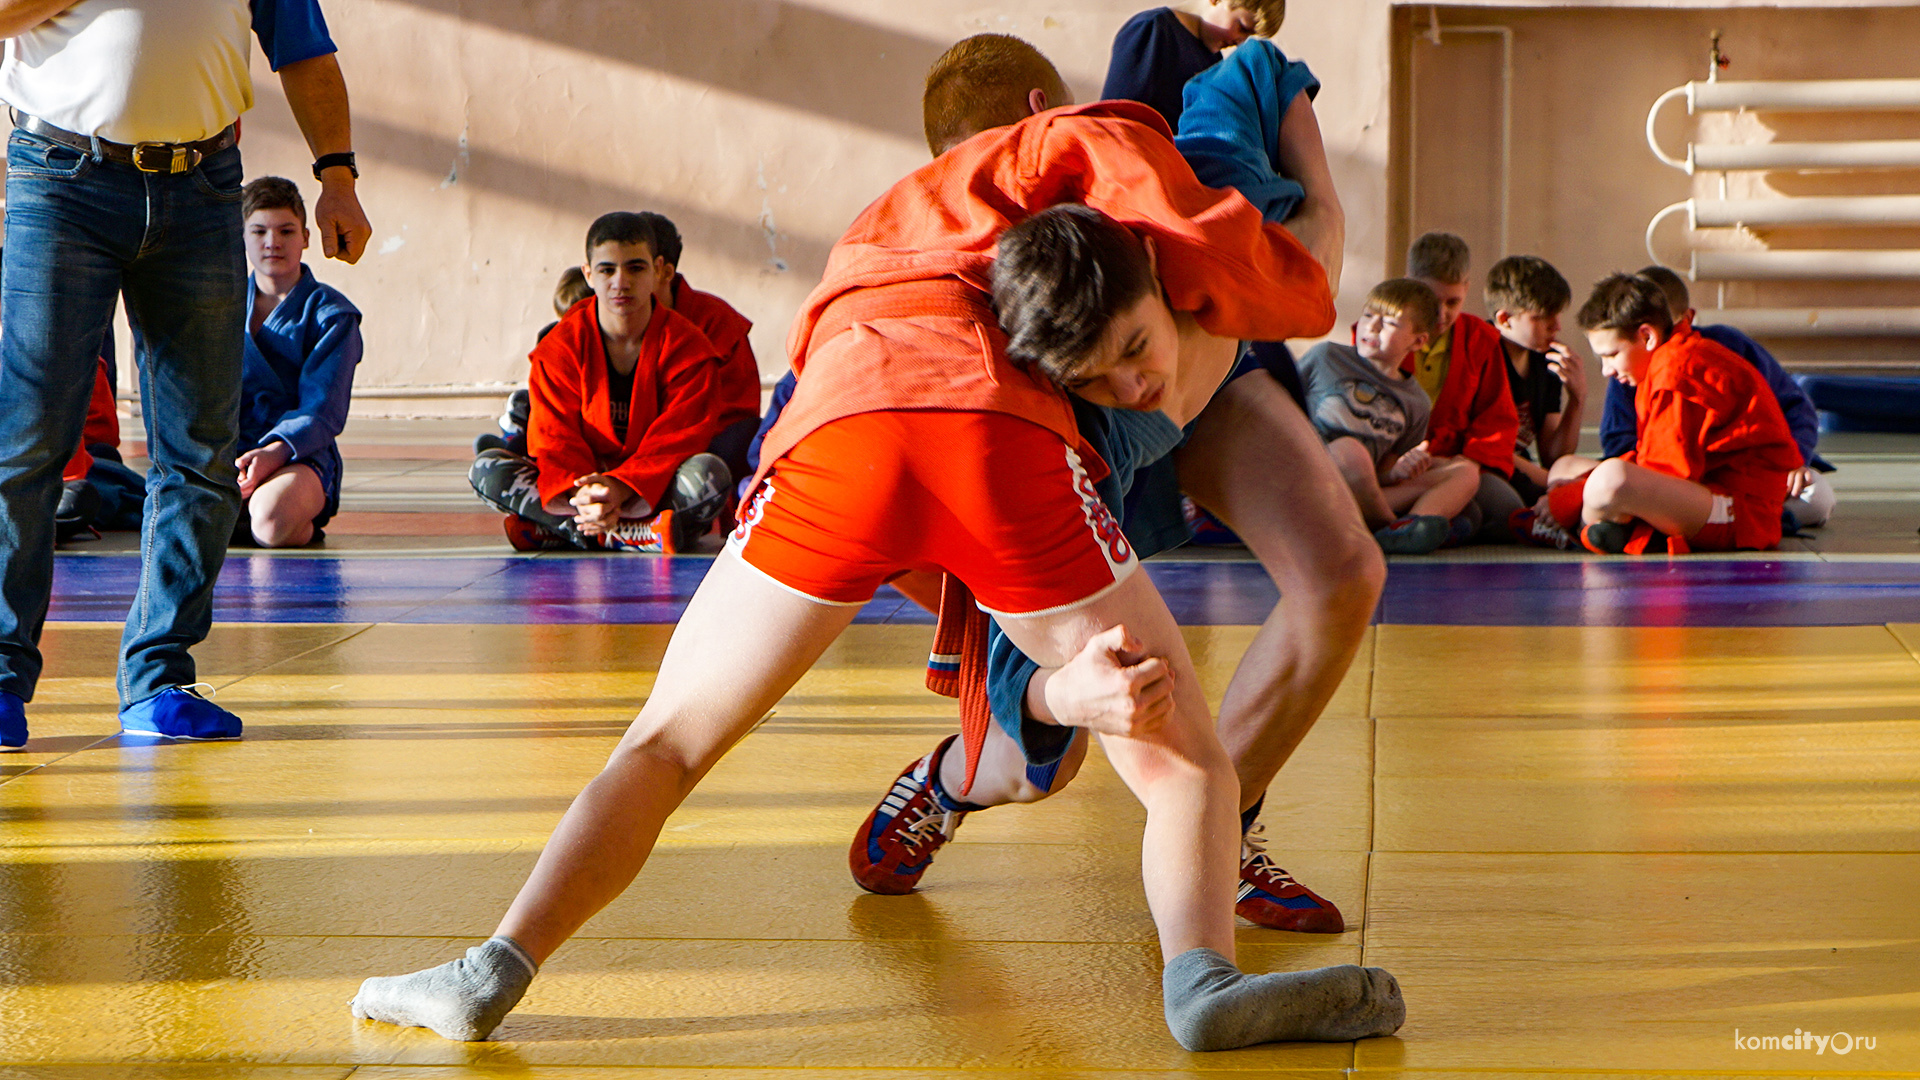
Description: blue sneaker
xmin=119 ymin=685 xmax=243 ymax=741
xmin=0 ymin=691 xmax=25 ymax=751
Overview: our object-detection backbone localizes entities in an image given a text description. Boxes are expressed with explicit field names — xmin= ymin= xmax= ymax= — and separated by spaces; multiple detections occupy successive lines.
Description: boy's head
xmin=1406 ymin=231 xmax=1471 ymax=333
xmin=1634 ymin=263 xmax=1693 ymax=324
xmin=923 ymin=34 xmax=1072 ymax=157
xmin=991 ymin=203 xmax=1173 ymax=410
xmin=1484 ymin=255 xmax=1570 ymax=352
xmin=582 ymin=212 xmax=659 ymax=320
xmin=637 ymin=211 xmax=683 ymax=307
xmin=553 ymin=266 xmax=591 ymax=318
xmin=1355 ymin=278 xmax=1438 ymax=368
xmin=1576 ymin=272 xmax=1673 ymax=387
xmin=242 ymin=176 xmax=308 ymax=276
xmin=1206 ymin=0 xmax=1287 ymax=45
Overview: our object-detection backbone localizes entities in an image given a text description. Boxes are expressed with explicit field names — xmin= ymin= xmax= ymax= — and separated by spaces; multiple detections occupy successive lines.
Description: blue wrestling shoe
xmin=1236 ymin=822 xmax=1346 ymax=933
xmin=119 ymin=685 xmax=243 ymax=741
xmin=0 ymin=691 xmax=25 ymax=751
xmin=849 ymin=736 xmax=972 ymax=895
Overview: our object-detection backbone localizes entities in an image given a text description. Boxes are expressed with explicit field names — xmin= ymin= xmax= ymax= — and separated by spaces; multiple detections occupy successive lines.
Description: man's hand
xmin=1513 ymin=454 xmax=1550 ymax=488
xmin=1788 ymin=465 xmax=1817 ymax=499
xmin=1383 ymin=442 xmax=1431 ymax=484
xmin=279 ymin=53 xmax=371 ymax=263
xmin=1031 ymin=625 xmax=1175 ymax=738
xmin=568 ymin=473 xmax=637 ymax=536
xmin=312 ymin=177 xmax=371 ymax=263
xmin=235 ymin=441 xmax=295 ymax=499
xmin=1546 ymin=342 xmax=1585 ymax=403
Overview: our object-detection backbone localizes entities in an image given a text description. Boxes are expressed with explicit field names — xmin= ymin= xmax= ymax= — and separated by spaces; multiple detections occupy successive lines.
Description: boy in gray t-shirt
xmin=1298 ymin=279 xmax=1483 ymax=554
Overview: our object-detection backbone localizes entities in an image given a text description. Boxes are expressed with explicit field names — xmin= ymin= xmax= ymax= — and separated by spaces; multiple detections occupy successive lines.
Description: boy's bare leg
xmin=246 ymin=463 xmax=328 ymax=547
xmin=351 ymin=549 xmax=860 ymax=1039
xmin=1547 ymin=454 xmax=1599 ymax=487
xmin=1001 ymin=567 xmax=1402 ymax=1049
xmin=1175 ymin=373 xmax=1384 ymax=810
xmin=1580 ymin=457 xmax=1714 ymax=537
xmin=1319 ymin=435 xmax=1395 ymax=529
xmin=1383 ymin=456 xmax=1479 ymax=520
xmin=936 ymin=716 xmax=1090 ymax=805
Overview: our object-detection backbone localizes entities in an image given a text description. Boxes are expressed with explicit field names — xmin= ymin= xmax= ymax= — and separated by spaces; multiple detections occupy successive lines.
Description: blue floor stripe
xmin=46 ymin=553 xmax=1920 ymax=627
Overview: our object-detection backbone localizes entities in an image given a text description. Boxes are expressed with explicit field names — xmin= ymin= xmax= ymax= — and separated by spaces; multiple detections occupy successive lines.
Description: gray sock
xmin=351 ymin=936 xmax=538 ymax=1042
xmin=1162 ymin=947 xmax=1404 ymax=1051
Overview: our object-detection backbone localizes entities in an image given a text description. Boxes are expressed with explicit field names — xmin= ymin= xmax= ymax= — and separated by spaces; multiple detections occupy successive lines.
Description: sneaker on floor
xmin=597 ymin=519 xmax=664 ymax=553
xmin=1579 ymin=520 xmax=1633 ymax=555
xmin=1373 ymin=514 xmax=1448 ymax=555
xmin=502 ymin=515 xmax=570 ymax=552
xmin=849 ymin=735 xmax=969 ymax=895
xmin=1509 ymin=508 xmax=1575 ymax=550
xmin=1236 ymin=822 xmax=1345 ymax=933
xmin=0 ymin=691 xmax=25 ymax=751
xmin=119 ymin=685 xmax=242 ymax=741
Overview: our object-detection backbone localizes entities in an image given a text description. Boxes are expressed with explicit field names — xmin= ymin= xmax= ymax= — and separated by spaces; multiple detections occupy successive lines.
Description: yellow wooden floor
xmin=3 ymin=621 xmax=1918 ymax=1077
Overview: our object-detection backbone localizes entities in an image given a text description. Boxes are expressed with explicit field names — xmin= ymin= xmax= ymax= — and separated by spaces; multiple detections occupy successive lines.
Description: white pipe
xmin=1696 ymin=307 xmax=1920 ymax=336
xmin=1691 ymin=249 xmax=1920 ymax=281
xmin=1691 ymin=78 xmax=1920 ymax=112
xmin=1645 ymin=200 xmax=1690 ymax=266
xmin=1691 ymin=195 xmax=1920 ymax=228
xmin=1417 ymin=21 xmax=1512 ymax=253
xmin=1694 ymin=140 xmax=1920 ymax=172
xmin=1647 ymin=86 xmax=1691 ymax=172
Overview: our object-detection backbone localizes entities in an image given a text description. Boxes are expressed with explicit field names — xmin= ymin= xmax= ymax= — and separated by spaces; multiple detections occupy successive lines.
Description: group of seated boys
xmin=1298 ymin=231 xmax=1833 ymax=556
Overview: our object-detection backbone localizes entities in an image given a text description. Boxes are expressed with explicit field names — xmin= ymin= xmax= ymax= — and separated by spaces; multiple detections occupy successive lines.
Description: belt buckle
xmin=133 ymin=142 xmax=201 ymax=174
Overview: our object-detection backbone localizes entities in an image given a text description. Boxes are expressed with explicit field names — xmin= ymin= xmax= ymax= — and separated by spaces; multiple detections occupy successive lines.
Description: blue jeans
xmin=0 ymin=127 xmax=245 ymax=707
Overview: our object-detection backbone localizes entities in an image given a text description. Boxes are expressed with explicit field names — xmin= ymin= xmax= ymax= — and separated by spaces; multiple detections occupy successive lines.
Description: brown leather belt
xmin=17 ymin=114 xmax=238 ymax=175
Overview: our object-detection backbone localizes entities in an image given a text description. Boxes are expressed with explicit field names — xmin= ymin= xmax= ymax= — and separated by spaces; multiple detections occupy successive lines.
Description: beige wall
xmin=142 ymin=0 xmax=1920 ymax=414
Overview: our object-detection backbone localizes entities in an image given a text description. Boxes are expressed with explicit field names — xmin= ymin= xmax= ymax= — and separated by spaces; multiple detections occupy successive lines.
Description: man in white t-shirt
xmin=0 ymin=0 xmax=371 ymax=749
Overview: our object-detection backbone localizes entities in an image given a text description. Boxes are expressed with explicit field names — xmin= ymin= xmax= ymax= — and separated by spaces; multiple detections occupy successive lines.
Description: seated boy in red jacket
xmin=1531 ymin=273 xmax=1799 ymax=554
xmin=468 ymin=212 xmax=731 ymax=553
xmin=1403 ymin=232 xmax=1523 ymax=539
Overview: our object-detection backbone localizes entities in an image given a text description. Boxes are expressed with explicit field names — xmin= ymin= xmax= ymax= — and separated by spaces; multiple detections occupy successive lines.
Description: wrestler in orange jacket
xmin=1403 ymin=311 xmax=1519 ymax=477
xmin=755 ymin=99 xmax=1335 ymax=487
xmin=1621 ymin=324 xmax=1800 ymax=550
xmin=526 ymin=296 xmax=726 ymax=514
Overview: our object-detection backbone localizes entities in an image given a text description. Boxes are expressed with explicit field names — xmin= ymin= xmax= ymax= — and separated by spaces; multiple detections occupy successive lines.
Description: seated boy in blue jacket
xmin=235 ymin=177 xmax=363 ymax=547
xmin=1598 ymin=265 xmax=1833 ymax=529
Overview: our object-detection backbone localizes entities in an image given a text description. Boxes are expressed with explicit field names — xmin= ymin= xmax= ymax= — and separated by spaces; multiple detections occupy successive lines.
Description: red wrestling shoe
xmin=503 ymin=515 xmax=568 ymax=551
xmin=849 ymin=736 xmax=970 ymax=895
xmin=1509 ymin=508 xmax=1575 ymax=550
xmin=1236 ymin=823 xmax=1346 ymax=933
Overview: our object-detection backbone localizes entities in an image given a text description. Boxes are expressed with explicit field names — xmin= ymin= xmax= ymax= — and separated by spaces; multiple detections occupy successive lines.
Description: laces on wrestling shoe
xmin=1235 ymin=822 xmax=1345 ymax=933
xmin=848 ymin=735 xmax=973 ymax=895
xmin=1509 ymin=508 xmax=1575 ymax=550
xmin=596 ymin=519 xmax=664 ymax=553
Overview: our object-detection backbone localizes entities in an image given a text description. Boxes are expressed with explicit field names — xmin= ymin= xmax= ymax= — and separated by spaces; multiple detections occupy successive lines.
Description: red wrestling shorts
xmin=729 ymin=410 xmax=1137 ymax=615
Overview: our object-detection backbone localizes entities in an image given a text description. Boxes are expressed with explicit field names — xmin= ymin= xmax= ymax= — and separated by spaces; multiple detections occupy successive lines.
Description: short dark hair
xmin=1635 ymin=264 xmax=1690 ymax=320
xmin=553 ymin=265 xmax=591 ymax=317
xmin=637 ymin=211 xmax=683 ymax=267
xmin=1364 ymin=278 xmax=1441 ymax=336
xmin=991 ymin=203 xmax=1156 ymax=383
xmin=1406 ymin=231 xmax=1470 ymax=284
xmin=584 ymin=212 xmax=655 ymax=259
xmin=1577 ymin=272 xmax=1673 ymax=337
xmin=1485 ymin=255 xmax=1571 ymax=317
xmin=242 ymin=176 xmax=305 ymax=225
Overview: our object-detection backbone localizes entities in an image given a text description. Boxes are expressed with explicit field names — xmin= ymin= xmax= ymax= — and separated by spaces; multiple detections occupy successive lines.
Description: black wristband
xmin=312 ymin=152 xmax=358 ymax=180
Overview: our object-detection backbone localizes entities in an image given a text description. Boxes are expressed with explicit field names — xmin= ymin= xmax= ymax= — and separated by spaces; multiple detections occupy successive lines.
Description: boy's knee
xmin=1583 ymin=459 xmax=1629 ymax=511
xmin=1324 ymin=437 xmax=1369 ymax=471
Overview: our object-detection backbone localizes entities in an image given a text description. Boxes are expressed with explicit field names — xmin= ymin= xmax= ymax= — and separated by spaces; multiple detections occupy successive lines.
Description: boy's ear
xmin=1408 ymin=329 xmax=1431 ymax=354
xmin=1638 ymin=322 xmax=1665 ymax=351
xmin=1491 ymin=307 xmax=1512 ymax=329
xmin=1140 ymin=232 xmax=1159 ymax=279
